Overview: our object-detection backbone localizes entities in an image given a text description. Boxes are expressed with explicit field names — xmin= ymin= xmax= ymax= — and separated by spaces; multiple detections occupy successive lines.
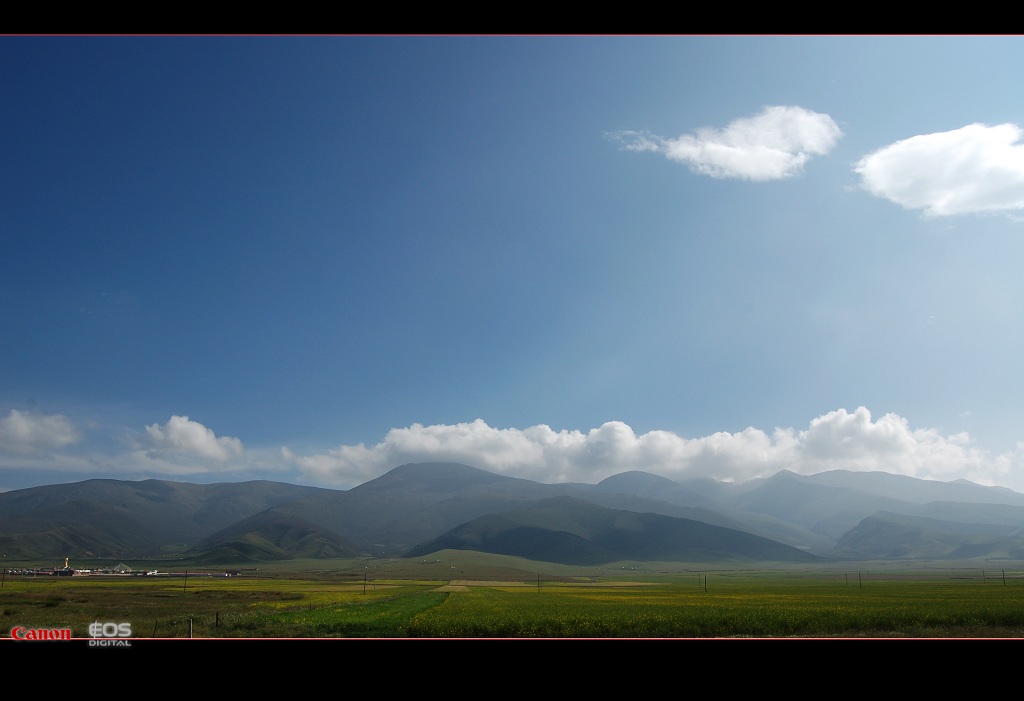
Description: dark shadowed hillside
xmin=404 ymin=495 xmax=824 ymax=565
xmin=836 ymin=511 xmax=1024 ymax=560
xmin=185 ymin=509 xmax=363 ymax=563
xmin=0 ymin=479 xmax=333 ymax=559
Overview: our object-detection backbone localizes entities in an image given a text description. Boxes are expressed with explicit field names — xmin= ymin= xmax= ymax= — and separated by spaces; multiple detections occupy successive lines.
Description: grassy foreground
xmin=3 ymin=554 xmax=1024 ymax=638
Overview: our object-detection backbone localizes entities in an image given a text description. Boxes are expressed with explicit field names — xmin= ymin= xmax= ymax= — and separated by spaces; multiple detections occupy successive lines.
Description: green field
xmin=4 ymin=553 xmax=1024 ymax=638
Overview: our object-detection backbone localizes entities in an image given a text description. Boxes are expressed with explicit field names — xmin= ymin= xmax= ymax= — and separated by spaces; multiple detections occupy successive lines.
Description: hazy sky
xmin=4 ymin=36 xmax=1024 ymax=493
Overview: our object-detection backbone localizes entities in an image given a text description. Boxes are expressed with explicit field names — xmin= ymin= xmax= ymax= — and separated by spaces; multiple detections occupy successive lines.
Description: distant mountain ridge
xmin=3 ymin=463 xmax=1024 ymax=565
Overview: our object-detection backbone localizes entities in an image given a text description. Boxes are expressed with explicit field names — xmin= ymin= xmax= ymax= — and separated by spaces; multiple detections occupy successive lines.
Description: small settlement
xmin=5 ymin=558 xmax=244 ymax=578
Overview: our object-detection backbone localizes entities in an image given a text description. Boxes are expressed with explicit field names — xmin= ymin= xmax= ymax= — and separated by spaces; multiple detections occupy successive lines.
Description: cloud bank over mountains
xmin=2 ymin=407 xmax=1020 ymax=494
xmin=283 ymin=408 xmax=1009 ymax=490
xmin=612 ymin=105 xmax=1024 ymax=219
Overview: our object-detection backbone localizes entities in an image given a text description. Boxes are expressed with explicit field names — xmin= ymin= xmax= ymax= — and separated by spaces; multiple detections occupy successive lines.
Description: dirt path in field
xmin=435 ymin=580 xmax=527 ymax=591
xmin=434 ymin=579 xmax=658 ymax=592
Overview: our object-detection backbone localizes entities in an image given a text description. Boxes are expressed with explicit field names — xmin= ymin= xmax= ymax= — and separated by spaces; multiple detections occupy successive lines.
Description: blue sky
xmin=4 ymin=35 xmax=1024 ymax=493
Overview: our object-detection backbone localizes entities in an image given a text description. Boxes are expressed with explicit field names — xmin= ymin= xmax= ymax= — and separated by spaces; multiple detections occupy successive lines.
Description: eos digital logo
xmin=88 ymin=621 xmax=132 ymax=647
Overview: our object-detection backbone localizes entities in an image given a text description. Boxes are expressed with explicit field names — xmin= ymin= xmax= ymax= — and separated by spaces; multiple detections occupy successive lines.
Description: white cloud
xmin=144 ymin=415 xmax=243 ymax=462
xmin=284 ymin=407 xmax=1010 ymax=491
xmin=610 ymin=130 xmax=662 ymax=153
xmin=0 ymin=414 xmax=273 ymax=485
xmin=791 ymin=407 xmax=986 ymax=481
xmin=0 ymin=409 xmax=81 ymax=454
xmin=2 ymin=408 xmax=1018 ymax=495
xmin=799 ymin=407 xmax=917 ymax=460
xmin=855 ymin=123 xmax=1024 ymax=217
xmin=609 ymin=106 xmax=842 ymax=181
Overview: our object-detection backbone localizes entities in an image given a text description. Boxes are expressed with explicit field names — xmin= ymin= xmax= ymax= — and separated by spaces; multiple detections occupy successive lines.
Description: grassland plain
xmin=3 ymin=552 xmax=1024 ymax=640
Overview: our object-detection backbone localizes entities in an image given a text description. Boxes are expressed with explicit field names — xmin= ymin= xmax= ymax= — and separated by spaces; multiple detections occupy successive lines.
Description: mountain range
xmin=4 ymin=462 xmax=1024 ymax=565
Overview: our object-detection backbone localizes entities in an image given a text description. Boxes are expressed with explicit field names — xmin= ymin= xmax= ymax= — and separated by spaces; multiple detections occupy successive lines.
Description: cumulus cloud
xmin=1 ymin=407 xmax=1017 ymax=494
xmin=283 ymin=407 xmax=1004 ymax=490
xmin=0 ymin=409 xmax=81 ymax=454
xmin=608 ymin=105 xmax=842 ymax=181
xmin=854 ymin=123 xmax=1024 ymax=217
xmin=144 ymin=415 xmax=243 ymax=462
